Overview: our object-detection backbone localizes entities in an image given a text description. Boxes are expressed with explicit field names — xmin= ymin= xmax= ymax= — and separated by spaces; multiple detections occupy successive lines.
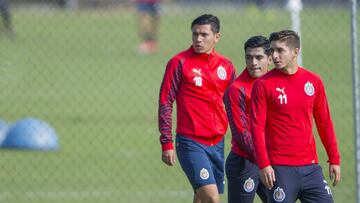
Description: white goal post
xmin=286 ymin=0 xmax=303 ymax=66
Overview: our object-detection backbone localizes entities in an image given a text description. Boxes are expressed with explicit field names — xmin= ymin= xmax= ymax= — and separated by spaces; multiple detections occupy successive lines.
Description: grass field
xmin=0 ymin=3 xmax=358 ymax=203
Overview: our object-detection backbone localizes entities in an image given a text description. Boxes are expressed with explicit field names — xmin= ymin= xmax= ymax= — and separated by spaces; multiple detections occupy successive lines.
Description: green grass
xmin=0 ymin=4 xmax=357 ymax=203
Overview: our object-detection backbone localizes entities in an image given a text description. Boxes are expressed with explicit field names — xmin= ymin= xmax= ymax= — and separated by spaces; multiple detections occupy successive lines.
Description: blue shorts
xmin=137 ymin=2 xmax=159 ymax=15
xmin=225 ymin=151 xmax=268 ymax=203
xmin=176 ymin=135 xmax=224 ymax=194
xmin=269 ymin=164 xmax=334 ymax=203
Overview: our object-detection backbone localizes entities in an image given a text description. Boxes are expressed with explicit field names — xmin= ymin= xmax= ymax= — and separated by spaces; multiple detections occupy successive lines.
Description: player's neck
xmin=281 ymin=63 xmax=299 ymax=75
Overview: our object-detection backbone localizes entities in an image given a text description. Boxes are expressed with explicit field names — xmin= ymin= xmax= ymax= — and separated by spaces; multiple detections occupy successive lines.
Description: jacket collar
xmin=189 ymin=46 xmax=217 ymax=60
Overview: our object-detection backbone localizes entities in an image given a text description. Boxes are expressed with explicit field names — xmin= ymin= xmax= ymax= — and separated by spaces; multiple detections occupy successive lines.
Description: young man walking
xmin=158 ymin=14 xmax=236 ymax=203
xmin=251 ymin=30 xmax=341 ymax=203
xmin=224 ymin=35 xmax=272 ymax=203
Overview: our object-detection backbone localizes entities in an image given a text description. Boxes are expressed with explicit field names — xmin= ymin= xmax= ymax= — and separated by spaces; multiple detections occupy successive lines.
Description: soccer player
xmin=158 ymin=14 xmax=236 ymax=203
xmin=224 ymin=35 xmax=271 ymax=203
xmin=136 ymin=0 xmax=161 ymax=54
xmin=250 ymin=30 xmax=341 ymax=203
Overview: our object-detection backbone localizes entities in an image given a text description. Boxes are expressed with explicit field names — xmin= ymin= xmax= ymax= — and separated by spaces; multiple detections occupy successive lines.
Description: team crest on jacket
xmin=200 ymin=168 xmax=209 ymax=180
xmin=273 ymin=187 xmax=286 ymax=202
xmin=243 ymin=177 xmax=255 ymax=192
xmin=304 ymin=81 xmax=315 ymax=96
xmin=217 ymin=66 xmax=227 ymax=80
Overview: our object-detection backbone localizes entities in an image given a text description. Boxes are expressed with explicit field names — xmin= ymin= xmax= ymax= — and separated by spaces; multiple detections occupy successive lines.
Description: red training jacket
xmin=250 ymin=67 xmax=341 ymax=169
xmin=224 ymin=69 xmax=256 ymax=162
xmin=158 ymin=46 xmax=236 ymax=151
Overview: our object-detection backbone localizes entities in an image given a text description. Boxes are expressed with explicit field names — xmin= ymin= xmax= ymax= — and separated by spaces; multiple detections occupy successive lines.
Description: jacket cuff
xmin=258 ymin=160 xmax=271 ymax=169
xmin=328 ymin=159 xmax=341 ymax=165
xmin=162 ymin=142 xmax=174 ymax=151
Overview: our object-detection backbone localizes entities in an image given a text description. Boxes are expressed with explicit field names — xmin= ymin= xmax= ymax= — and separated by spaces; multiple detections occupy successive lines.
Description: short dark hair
xmin=191 ymin=14 xmax=220 ymax=33
xmin=269 ymin=30 xmax=300 ymax=49
xmin=244 ymin=35 xmax=271 ymax=56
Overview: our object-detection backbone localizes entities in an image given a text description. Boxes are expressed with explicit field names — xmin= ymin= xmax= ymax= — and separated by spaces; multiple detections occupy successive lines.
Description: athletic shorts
xmin=137 ymin=2 xmax=159 ymax=15
xmin=225 ymin=151 xmax=268 ymax=203
xmin=269 ymin=164 xmax=334 ymax=203
xmin=176 ymin=134 xmax=225 ymax=194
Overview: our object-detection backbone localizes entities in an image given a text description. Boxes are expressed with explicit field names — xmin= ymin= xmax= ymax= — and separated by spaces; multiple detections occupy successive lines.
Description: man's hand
xmin=260 ymin=165 xmax=276 ymax=190
xmin=329 ymin=165 xmax=341 ymax=186
xmin=162 ymin=150 xmax=176 ymax=166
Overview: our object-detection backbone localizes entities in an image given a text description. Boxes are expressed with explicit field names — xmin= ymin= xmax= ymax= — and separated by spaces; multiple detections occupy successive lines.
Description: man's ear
xmin=215 ymin=32 xmax=221 ymax=43
xmin=268 ymin=55 xmax=273 ymax=66
xmin=293 ymin=47 xmax=300 ymax=57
